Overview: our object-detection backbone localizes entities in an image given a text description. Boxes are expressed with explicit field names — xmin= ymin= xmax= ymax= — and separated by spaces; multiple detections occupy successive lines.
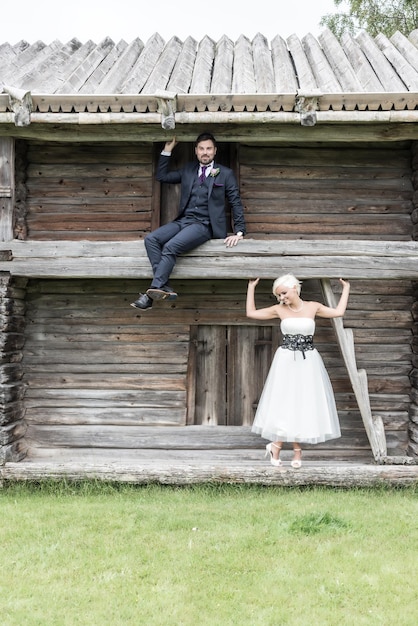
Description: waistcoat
xmin=183 ymin=173 xmax=210 ymax=223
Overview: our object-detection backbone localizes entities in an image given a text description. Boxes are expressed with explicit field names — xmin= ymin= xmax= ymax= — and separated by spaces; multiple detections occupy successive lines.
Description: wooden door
xmin=188 ymin=325 xmax=280 ymax=426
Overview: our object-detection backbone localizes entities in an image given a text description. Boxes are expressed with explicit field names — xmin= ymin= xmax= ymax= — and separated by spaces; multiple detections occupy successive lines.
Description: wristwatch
xmin=236 ymin=231 xmax=244 ymax=237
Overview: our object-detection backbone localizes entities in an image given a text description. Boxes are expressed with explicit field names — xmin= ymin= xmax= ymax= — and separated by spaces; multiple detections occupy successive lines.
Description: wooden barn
xmin=1 ymin=28 xmax=418 ymax=485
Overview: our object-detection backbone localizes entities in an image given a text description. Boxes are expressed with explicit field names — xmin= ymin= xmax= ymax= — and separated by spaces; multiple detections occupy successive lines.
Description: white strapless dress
xmin=251 ymin=318 xmax=341 ymax=444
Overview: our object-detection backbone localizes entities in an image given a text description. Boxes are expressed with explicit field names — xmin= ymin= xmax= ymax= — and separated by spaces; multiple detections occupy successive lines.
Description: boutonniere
xmin=210 ymin=168 xmax=220 ymax=177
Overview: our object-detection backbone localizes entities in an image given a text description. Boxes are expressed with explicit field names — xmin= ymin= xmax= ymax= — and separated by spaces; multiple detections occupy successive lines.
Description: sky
xmin=1 ymin=0 xmax=341 ymax=45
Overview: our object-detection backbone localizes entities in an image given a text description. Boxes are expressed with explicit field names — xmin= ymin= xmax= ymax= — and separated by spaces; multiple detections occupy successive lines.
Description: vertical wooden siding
xmin=25 ymin=142 xmax=154 ymax=241
xmin=0 ymin=138 xmax=15 ymax=241
xmin=240 ymin=143 xmax=414 ymax=240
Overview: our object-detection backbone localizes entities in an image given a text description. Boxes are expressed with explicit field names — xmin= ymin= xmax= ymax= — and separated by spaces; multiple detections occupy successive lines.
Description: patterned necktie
xmin=199 ymin=165 xmax=207 ymax=184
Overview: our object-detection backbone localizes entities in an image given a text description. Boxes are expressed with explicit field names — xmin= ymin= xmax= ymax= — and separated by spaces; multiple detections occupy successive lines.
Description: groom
xmin=131 ymin=132 xmax=246 ymax=310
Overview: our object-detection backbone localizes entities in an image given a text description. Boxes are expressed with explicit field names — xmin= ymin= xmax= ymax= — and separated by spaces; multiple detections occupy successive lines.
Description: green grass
xmin=1 ymin=482 xmax=417 ymax=626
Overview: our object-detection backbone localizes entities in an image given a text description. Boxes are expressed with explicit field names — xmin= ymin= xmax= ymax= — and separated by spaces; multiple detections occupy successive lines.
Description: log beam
xmin=2 ymin=459 xmax=417 ymax=486
xmin=0 ymin=240 xmax=417 ymax=280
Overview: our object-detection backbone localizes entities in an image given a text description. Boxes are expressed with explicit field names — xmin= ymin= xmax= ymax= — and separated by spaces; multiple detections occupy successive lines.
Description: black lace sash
xmin=281 ymin=334 xmax=314 ymax=359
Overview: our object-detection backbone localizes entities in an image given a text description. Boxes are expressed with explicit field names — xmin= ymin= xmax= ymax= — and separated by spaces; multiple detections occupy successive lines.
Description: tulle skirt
xmin=251 ymin=347 xmax=341 ymax=444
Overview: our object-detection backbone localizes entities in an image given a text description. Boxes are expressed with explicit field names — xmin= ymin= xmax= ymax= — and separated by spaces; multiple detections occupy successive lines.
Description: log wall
xmin=21 ymin=277 xmax=412 ymax=458
xmin=0 ymin=272 xmax=27 ymax=463
xmin=240 ymin=143 xmax=414 ymax=240
xmin=22 ymin=140 xmax=415 ymax=243
xmin=409 ymin=142 xmax=418 ymax=456
xmin=2 ymin=138 xmax=416 ymax=461
xmin=24 ymin=142 xmax=154 ymax=241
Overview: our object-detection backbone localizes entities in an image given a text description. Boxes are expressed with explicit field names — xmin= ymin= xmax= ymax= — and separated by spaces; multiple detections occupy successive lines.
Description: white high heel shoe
xmin=291 ymin=448 xmax=302 ymax=469
xmin=265 ymin=443 xmax=282 ymax=467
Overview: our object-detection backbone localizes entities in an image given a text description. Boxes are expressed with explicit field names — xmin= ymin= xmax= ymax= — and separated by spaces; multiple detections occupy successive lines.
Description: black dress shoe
xmin=146 ymin=286 xmax=178 ymax=301
xmin=130 ymin=293 xmax=153 ymax=310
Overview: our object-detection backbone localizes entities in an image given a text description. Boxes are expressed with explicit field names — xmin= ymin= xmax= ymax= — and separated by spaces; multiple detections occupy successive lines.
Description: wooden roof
xmin=0 ymin=29 xmax=417 ymax=141
xmin=0 ymin=29 xmax=418 ymax=115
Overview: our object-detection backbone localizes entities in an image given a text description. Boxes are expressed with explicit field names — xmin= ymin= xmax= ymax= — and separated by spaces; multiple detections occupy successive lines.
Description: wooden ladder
xmin=320 ymin=279 xmax=387 ymax=462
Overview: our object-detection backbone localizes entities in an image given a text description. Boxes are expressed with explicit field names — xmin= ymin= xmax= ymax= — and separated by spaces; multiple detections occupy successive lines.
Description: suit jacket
xmin=156 ymin=155 xmax=246 ymax=239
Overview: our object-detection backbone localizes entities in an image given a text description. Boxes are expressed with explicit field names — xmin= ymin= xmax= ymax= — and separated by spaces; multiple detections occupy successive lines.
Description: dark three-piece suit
xmin=143 ymin=153 xmax=246 ymax=289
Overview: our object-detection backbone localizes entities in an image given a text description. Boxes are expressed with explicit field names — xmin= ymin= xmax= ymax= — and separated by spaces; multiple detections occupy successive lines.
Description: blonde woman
xmin=246 ymin=275 xmax=350 ymax=468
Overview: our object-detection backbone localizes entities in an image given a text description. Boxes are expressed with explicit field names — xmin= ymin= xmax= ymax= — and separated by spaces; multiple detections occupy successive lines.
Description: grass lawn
xmin=1 ymin=481 xmax=417 ymax=626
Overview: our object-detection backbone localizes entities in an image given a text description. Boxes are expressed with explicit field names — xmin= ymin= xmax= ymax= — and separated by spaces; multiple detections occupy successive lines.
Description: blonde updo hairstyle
xmin=272 ymin=274 xmax=302 ymax=301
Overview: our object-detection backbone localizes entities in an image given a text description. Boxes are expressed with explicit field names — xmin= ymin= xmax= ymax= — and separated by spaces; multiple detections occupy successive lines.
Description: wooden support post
xmin=0 ymin=137 xmax=15 ymax=242
xmin=295 ymin=90 xmax=321 ymax=127
xmin=320 ymin=278 xmax=387 ymax=462
xmin=2 ymin=85 xmax=32 ymax=127
xmin=155 ymin=91 xmax=177 ymax=130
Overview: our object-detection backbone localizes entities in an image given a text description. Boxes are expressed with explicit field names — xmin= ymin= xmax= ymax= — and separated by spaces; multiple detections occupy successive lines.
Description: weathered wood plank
xmin=19 ymin=445 xmax=376 ymax=462
xmin=318 ymin=29 xmax=363 ymax=92
xmin=2 ymin=253 xmax=417 ymax=279
xmin=24 ymin=388 xmax=186 ymax=404
xmin=142 ymin=36 xmax=183 ymax=95
xmin=0 ymin=137 xmax=14 ymax=241
xmin=27 ymin=141 xmax=152 ymax=163
xmin=24 ymin=373 xmax=185 ymax=390
xmin=79 ymin=40 xmax=129 ymax=93
xmin=97 ymin=38 xmax=144 ymax=93
xmin=0 ymin=420 xmax=26 ymax=445
xmin=168 ymin=37 xmax=198 ymax=95
xmin=193 ymin=326 xmax=226 ymax=425
xmin=356 ymin=31 xmax=407 ymax=92
xmin=232 ymin=35 xmax=256 ymax=95
xmin=271 ymin=35 xmax=298 ymax=93
xmin=1 ymin=239 xmax=417 ymax=279
xmin=211 ymin=36 xmax=234 ymax=93
xmin=391 ymin=31 xmax=418 ymax=73
xmin=241 ymin=165 xmax=412 ymax=182
xmin=4 ymin=40 xmax=60 ymax=86
xmin=119 ymin=34 xmax=163 ymax=94
xmin=26 ymin=402 xmax=186 ymax=424
xmin=23 ymin=424 xmax=370 ymax=450
xmin=252 ymin=33 xmax=275 ymax=93
xmin=4 ymin=458 xmax=417 ymax=486
xmin=302 ymin=33 xmax=342 ymax=92
xmin=3 ymin=239 xmax=417 ymax=258
xmin=2 ymin=120 xmax=418 ymax=144
xmin=190 ymin=36 xmax=215 ymax=94
xmin=57 ymin=39 xmax=116 ymax=95
xmin=40 ymin=41 xmax=97 ymax=94
xmin=286 ymin=34 xmax=317 ymax=91
xmin=27 ymin=163 xmax=152 ymax=178
xmin=240 ymin=145 xmax=412 ymax=167
xmin=179 ymin=93 xmax=297 ymax=112
xmin=18 ymin=40 xmax=82 ymax=91
xmin=375 ymin=34 xmax=418 ymax=91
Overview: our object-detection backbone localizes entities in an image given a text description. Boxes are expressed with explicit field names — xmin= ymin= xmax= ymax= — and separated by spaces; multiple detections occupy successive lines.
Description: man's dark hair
xmin=195 ymin=132 xmax=217 ymax=147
